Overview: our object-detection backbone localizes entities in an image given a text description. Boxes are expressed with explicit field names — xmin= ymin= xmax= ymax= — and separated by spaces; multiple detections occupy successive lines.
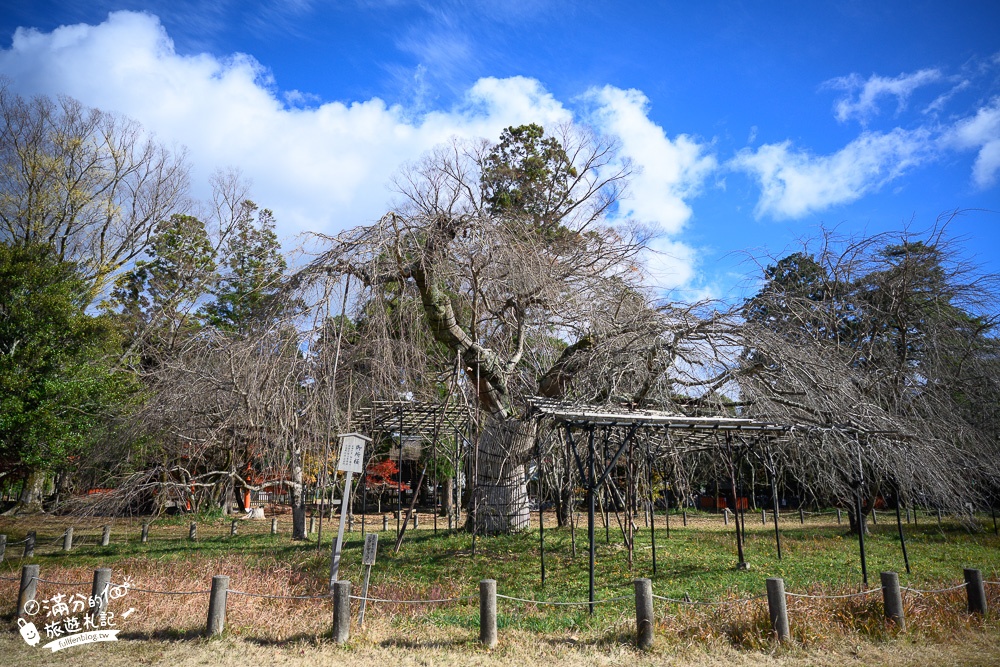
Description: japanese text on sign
xmin=362 ymin=533 xmax=378 ymax=565
xmin=336 ymin=433 xmax=369 ymax=473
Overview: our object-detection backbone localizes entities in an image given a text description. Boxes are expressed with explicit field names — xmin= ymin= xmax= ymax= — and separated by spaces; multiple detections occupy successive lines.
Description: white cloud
xmin=730 ymin=128 xmax=934 ymax=219
xmin=0 ymin=11 xmax=713 ymax=289
xmin=584 ymin=86 xmax=717 ymax=286
xmin=945 ymin=97 xmax=1000 ymax=188
xmin=825 ymin=68 xmax=943 ymax=124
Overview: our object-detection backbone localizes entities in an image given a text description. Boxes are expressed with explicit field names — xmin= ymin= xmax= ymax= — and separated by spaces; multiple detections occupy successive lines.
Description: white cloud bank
xmin=730 ymin=128 xmax=934 ymax=219
xmin=731 ymin=63 xmax=1000 ymax=219
xmin=0 ymin=11 xmax=715 ymax=288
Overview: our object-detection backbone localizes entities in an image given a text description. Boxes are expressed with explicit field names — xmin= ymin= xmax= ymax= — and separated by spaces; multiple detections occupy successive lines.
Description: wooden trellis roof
xmin=527 ymin=396 xmax=792 ymax=451
xmin=353 ymin=399 xmax=471 ymax=439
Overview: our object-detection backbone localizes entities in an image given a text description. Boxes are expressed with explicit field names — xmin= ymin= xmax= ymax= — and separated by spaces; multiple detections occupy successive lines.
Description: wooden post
xmin=23 ymin=531 xmax=35 ymax=558
xmin=206 ymin=575 xmax=229 ymax=636
xmin=91 ymin=568 xmax=112 ymax=619
xmin=348 ymin=515 xmax=354 ymax=532
xmin=682 ymin=511 xmax=687 ymax=526
xmin=965 ymin=568 xmax=987 ymax=615
xmin=332 ymin=580 xmax=352 ymax=643
xmin=141 ymin=523 xmax=149 ymax=543
xmin=723 ymin=508 xmax=729 ymax=526
xmin=271 ymin=517 xmax=278 ymax=534
xmin=766 ymin=577 xmax=789 ymax=642
xmin=63 ymin=527 xmax=73 ymax=551
xmin=799 ymin=507 xmax=804 ymax=524
xmin=837 ymin=508 xmax=842 ymax=524
xmin=17 ymin=564 xmax=39 ymax=617
xmin=413 ymin=512 xmax=418 ymax=529
xmin=383 ymin=515 xmax=389 ymax=532
xmin=101 ymin=525 xmax=111 ymax=547
xmin=880 ymin=571 xmax=904 ymax=630
xmin=479 ymin=579 xmax=497 ymax=648
xmin=189 ymin=522 xmax=197 ymax=541
xmin=634 ymin=578 xmax=653 ymax=650
xmin=0 ymin=535 xmax=5 ymax=563
xmin=761 ymin=509 xmax=766 ymax=525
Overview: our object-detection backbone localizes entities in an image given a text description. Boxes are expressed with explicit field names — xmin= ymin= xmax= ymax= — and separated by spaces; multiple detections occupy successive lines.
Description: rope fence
xmin=5 ymin=560 xmax=993 ymax=652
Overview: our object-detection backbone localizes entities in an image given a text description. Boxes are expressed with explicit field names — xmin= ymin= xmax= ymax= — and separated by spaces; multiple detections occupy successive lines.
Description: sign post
xmin=358 ymin=532 xmax=378 ymax=626
xmin=329 ymin=432 xmax=370 ymax=590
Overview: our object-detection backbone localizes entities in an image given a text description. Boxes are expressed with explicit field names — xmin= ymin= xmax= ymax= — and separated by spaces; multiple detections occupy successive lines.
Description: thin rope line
xmin=785 ymin=588 xmax=882 ymax=599
xmin=228 ymin=589 xmax=332 ymax=600
xmin=36 ymin=577 xmax=91 ymax=586
xmin=126 ymin=587 xmax=210 ymax=595
xmin=901 ymin=583 xmax=967 ymax=594
xmin=0 ymin=575 xmax=20 ymax=581
xmin=496 ymin=593 xmax=631 ymax=606
xmin=651 ymin=593 xmax=766 ymax=606
xmin=351 ymin=594 xmax=477 ymax=604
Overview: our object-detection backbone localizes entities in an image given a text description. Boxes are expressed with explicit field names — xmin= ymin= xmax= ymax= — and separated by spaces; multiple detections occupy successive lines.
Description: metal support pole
xmin=855 ymin=489 xmax=868 ymax=586
xmin=894 ymin=488 xmax=910 ymax=574
xmin=587 ymin=427 xmax=596 ymax=615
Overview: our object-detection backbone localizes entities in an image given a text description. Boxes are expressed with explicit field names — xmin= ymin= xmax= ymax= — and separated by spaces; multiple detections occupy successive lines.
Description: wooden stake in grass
xmin=332 ymin=580 xmax=351 ymax=644
xmin=479 ymin=579 xmax=497 ymax=648
xmin=63 ymin=527 xmax=73 ymax=551
xmin=101 ymin=525 xmax=111 ymax=547
xmin=206 ymin=575 xmax=229 ymax=636
xmin=141 ymin=523 xmax=149 ymax=543
xmin=17 ymin=564 xmax=38 ymax=617
xmin=965 ymin=568 xmax=987 ymax=615
xmin=91 ymin=568 xmax=111 ymax=620
xmin=880 ymin=571 xmax=904 ymax=630
xmin=634 ymin=578 xmax=654 ymax=650
xmin=766 ymin=577 xmax=789 ymax=642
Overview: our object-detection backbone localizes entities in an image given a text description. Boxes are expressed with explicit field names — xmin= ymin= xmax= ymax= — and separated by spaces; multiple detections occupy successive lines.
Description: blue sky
xmin=1 ymin=1 xmax=998 ymax=300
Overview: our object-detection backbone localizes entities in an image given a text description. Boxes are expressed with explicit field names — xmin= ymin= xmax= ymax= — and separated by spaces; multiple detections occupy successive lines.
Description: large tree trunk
xmin=290 ymin=440 xmax=307 ymax=540
xmin=4 ymin=470 xmax=46 ymax=515
xmin=467 ymin=417 xmax=536 ymax=534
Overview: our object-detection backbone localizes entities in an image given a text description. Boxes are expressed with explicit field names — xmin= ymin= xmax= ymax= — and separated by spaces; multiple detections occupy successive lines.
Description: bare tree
xmin=737 ymin=219 xmax=1000 ymax=528
xmin=0 ymin=82 xmax=190 ymax=298
xmin=305 ymin=123 xmax=670 ymax=533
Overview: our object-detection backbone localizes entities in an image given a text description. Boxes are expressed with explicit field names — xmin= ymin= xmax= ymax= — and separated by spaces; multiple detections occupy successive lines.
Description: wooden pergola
xmin=527 ymin=397 xmax=794 ymax=611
